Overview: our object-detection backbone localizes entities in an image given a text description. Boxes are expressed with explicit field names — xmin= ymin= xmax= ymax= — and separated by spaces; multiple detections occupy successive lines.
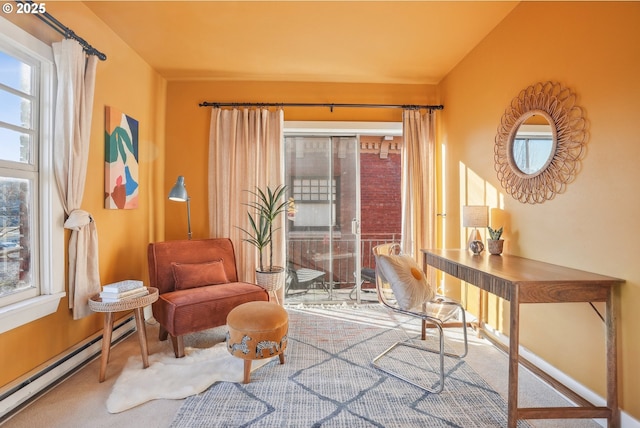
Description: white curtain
xmin=208 ymin=108 xmax=285 ymax=282
xmin=53 ymin=39 xmax=100 ymax=320
xmin=401 ymin=109 xmax=436 ymax=264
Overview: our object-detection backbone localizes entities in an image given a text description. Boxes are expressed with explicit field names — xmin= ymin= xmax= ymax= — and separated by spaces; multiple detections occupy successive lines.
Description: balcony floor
xmin=284 ymin=284 xmax=379 ymax=305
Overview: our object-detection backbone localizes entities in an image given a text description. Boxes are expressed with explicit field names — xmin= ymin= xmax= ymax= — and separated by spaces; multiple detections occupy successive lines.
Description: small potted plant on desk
xmin=487 ymin=226 xmax=504 ymax=255
xmin=239 ymin=185 xmax=288 ymax=302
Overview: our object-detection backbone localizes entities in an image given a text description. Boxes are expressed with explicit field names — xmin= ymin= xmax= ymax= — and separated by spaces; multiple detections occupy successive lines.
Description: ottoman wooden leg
xmin=279 ymin=353 xmax=285 ymax=365
xmin=243 ymin=360 xmax=252 ymax=384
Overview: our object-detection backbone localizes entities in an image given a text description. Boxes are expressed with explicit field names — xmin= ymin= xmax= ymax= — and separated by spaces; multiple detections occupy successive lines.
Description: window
xmin=0 ymin=47 xmax=39 ymax=306
xmin=512 ymin=137 xmax=554 ymax=174
xmin=0 ymin=17 xmax=64 ymax=333
xmin=512 ymin=123 xmax=554 ymax=175
xmin=290 ymin=177 xmax=338 ymax=230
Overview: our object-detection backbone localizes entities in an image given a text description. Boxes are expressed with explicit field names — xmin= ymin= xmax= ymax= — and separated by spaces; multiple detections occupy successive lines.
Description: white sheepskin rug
xmin=106 ymin=342 xmax=273 ymax=413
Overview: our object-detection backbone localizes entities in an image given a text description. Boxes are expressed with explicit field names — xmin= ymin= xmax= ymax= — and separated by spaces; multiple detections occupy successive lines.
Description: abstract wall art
xmin=105 ymin=106 xmax=139 ymax=209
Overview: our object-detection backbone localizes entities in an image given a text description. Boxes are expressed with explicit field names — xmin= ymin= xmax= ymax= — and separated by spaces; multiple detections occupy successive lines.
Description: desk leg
xmin=133 ymin=307 xmax=150 ymax=369
xmin=99 ymin=312 xmax=114 ymax=383
xmin=606 ymin=289 xmax=619 ymax=428
xmin=477 ymin=289 xmax=485 ymax=338
xmin=507 ymin=290 xmax=520 ymax=428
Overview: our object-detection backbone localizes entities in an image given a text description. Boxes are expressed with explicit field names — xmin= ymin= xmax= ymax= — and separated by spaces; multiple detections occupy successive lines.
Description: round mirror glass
xmin=511 ymin=114 xmax=554 ymax=175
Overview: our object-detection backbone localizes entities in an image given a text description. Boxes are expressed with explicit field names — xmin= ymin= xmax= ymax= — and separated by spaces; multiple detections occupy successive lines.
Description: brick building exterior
xmin=360 ymin=151 xmax=401 ymax=237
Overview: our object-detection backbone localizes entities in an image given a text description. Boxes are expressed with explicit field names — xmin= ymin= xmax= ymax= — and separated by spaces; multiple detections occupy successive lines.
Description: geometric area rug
xmin=170 ymin=304 xmax=532 ymax=427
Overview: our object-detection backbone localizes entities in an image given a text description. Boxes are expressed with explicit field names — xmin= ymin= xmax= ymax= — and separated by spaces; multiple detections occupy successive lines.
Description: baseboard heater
xmin=0 ymin=316 xmax=136 ymax=422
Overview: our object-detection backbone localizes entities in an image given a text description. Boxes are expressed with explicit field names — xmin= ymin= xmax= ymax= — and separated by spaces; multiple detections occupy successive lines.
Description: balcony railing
xmin=286 ymin=233 xmax=400 ymax=288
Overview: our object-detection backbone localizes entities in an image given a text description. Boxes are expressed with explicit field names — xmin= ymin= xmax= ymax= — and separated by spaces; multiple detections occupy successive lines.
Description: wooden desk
xmin=422 ymin=249 xmax=624 ymax=428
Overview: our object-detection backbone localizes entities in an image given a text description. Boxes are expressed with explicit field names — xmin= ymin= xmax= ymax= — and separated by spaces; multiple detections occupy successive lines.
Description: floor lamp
xmin=168 ymin=175 xmax=192 ymax=240
xmin=462 ymin=205 xmax=488 ymax=255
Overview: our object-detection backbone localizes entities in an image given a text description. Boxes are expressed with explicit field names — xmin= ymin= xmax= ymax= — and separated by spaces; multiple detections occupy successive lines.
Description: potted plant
xmin=239 ymin=185 xmax=288 ymax=295
xmin=487 ymin=226 xmax=504 ymax=255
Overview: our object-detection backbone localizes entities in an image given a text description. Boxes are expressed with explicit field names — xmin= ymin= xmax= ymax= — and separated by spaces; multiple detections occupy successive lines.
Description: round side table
xmin=88 ymin=287 xmax=159 ymax=382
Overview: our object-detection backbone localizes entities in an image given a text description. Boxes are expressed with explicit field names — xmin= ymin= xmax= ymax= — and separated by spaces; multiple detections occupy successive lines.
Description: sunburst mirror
xmin=494 ymin=81 xmax=588 ymax=204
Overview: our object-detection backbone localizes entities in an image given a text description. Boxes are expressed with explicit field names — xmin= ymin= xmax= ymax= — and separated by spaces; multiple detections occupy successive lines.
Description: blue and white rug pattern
xmin=170 ymin=304 xmax=531 ymax=427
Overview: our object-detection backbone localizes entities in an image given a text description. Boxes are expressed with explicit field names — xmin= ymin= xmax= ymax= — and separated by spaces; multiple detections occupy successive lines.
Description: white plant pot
xmin=255 ymin=267 xmax=285 ymax=292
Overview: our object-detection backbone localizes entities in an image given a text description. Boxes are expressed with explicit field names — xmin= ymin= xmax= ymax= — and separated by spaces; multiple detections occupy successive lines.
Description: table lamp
xmin=463 ymin=205 xmax=488 ymax=255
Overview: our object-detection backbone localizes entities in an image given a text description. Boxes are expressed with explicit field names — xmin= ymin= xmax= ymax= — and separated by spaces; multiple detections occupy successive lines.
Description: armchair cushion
xmin=155 ymin=283 xmax=268 ymax=335
xmin=172 ymin=260 xmax=229 ymax=290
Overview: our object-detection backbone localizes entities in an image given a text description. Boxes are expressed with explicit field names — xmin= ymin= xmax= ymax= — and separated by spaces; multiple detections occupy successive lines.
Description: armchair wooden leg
xmin=159 ymin=325 xmax=168 ymax=341
xmin=171 ymin=335 xmax=185 ymax=358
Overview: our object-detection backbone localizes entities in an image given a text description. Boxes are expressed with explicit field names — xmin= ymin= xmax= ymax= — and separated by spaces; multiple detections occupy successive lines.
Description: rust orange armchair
xmin=147 ymin=238 xmax=269 ymax=357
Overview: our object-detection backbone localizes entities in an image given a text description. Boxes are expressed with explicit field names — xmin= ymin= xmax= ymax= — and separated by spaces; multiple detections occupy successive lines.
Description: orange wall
xmin=439 ymin=2 xmax=640 ymax=418
xmin=0 ymin=3 xmax=166 ymax=386
xmin=164 ymin=81 xmax=437 ymax=241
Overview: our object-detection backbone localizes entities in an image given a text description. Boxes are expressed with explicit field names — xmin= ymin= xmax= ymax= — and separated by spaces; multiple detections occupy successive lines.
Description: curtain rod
xmin=199 ymin=102 xmax=444 ymax=112
xmin=16 ymin=1 xmax=107 ymax=60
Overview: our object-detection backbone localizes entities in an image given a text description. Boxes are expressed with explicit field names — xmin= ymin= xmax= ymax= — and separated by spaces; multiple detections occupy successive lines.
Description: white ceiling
xmin=84 ymin=1 xmax=519 ymax=84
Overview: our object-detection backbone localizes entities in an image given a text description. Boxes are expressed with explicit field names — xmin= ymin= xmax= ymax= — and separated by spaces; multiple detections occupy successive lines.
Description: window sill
xmin=0 ymin=292 xmax=66 ymax=334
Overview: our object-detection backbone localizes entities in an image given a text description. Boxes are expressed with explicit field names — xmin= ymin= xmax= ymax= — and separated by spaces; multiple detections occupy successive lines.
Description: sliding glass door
xmin=284 ymin=135 xmax=361 ymax=303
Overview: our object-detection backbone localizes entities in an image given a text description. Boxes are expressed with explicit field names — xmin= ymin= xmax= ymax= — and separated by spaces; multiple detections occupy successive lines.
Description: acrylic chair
xmin=371 ymin=243 xmax=468 ymax=393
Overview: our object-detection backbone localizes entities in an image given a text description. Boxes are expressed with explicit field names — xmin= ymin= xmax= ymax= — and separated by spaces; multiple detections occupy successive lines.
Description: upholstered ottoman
xmin=226 ymin=301 xmax=288 ymax=383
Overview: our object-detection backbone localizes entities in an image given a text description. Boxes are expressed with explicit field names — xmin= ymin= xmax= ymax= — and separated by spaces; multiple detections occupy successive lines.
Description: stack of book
xmin=99 ymin=280 xmax=148 ymax=302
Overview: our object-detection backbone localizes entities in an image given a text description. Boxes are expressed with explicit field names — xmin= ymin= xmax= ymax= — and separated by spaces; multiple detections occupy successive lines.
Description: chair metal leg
xmin=423 ymin=302 xmax=469 ymax=359
xmin=372 ymin=308 xmax=468 ymax=393
xmin=372 ymin=322 xmax=447 ymax=393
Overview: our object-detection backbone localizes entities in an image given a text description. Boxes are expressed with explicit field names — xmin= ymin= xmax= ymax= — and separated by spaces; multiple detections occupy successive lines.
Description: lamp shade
xmin=168 ymin=176 xmax=188 ymax=201
xmin=462 ymin=205 xmax=488 ymax=228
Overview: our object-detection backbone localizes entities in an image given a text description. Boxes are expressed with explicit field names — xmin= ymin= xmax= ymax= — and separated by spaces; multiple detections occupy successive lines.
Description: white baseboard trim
xmin=623 ymin=413 xmax=640 ymax=428
xmin=0 ymin=316 xmax=136 ymax=421
xmin=481 ymin=325 xmax=639 ymax=428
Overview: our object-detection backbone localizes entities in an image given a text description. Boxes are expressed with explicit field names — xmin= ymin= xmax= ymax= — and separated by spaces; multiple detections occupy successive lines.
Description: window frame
xmin=0 ymin=16 xmax=65 ymax=334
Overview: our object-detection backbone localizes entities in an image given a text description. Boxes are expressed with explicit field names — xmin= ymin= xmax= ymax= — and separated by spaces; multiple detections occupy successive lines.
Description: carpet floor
xmin=169 ymin=305 xmax=556 ymax=427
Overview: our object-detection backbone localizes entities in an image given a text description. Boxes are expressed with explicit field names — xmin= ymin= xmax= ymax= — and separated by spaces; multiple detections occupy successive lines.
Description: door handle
xmin=351 ymin=218 xmax=360 ymax=235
